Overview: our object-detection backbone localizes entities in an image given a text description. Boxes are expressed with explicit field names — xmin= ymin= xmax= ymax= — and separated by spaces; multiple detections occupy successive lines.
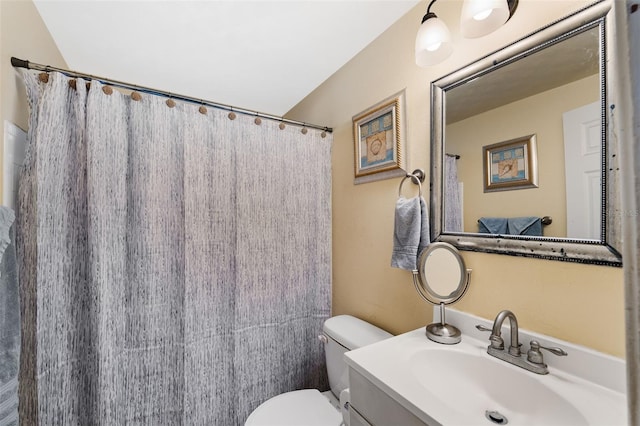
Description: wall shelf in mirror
xmin=429 ymin=0 xmax=622 ymax=266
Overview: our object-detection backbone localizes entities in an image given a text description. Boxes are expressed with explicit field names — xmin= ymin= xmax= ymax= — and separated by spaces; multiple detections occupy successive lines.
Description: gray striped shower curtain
xmin=16 ymin=71 xmax=331 ymax=425
xmin=444 ymin=155 xmax=462 ymax=232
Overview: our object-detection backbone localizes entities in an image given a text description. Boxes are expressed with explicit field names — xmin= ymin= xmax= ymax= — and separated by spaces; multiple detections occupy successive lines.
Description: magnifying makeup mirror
xmin=412 ymin=242 xmax=471 ymax=344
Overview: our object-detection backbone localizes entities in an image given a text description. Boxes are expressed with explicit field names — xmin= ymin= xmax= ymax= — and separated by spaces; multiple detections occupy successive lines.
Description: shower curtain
xmin=444 ymin=155 xmax=462 ymax=232
xmin=16 ymin=71 xmax=332 ymax=425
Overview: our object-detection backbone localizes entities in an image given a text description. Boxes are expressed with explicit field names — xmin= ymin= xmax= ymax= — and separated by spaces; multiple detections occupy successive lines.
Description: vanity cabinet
xmin=348 ymin=408 xmax=372 ymax=426
xmin=348 ymin=368 xmax=433 ymax=426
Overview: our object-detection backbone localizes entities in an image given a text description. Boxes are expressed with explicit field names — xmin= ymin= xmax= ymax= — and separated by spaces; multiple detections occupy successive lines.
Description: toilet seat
xmin=245 ymin=389 xmax=343 ymax=426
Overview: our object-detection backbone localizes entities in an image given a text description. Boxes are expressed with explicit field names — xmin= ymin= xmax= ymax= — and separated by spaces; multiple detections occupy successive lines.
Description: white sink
xmin=345 ymin=310 xmax=627 ymax=426
xmin=410 ymin=348 xmax=587 ymax=425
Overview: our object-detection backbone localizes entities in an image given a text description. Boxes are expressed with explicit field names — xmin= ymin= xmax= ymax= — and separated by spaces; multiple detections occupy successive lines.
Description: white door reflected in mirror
xmin=563 ymin=101 xmax=601 ymax=240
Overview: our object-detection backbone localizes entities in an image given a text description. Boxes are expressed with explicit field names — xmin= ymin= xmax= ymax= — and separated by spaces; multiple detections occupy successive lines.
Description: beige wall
xmin=287 ymin=0 xmax=625 ymax=357
xmin=0 ymin=0 xmax=625 ymax=358
xmin=448 ymin=74 xmax=599 ymax=236
xmin=0 ymin=0 xmax=66 ymax=194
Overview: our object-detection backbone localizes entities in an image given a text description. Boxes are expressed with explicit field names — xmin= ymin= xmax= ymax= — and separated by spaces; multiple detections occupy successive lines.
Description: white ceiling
xmin=446 ymin=25 xmax=600 ymax=123
xmin=33 ymin=0 xmax=421 ymax=117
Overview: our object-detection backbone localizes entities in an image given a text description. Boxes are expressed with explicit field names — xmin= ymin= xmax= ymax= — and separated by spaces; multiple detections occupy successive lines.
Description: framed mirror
xmin=430 ymin=1 xmax=622 ymax=266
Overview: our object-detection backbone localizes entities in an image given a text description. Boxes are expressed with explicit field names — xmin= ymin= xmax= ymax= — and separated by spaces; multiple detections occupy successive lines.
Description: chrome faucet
xmin=476 ymin=310 xmax=567 ymax=375
xmin=489 ymin=309 xmax=521 ymax=356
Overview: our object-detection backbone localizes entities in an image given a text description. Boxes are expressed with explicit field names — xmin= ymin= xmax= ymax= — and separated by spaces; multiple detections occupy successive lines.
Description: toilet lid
xmin=245 ymin=389 xmax=343 ymax=426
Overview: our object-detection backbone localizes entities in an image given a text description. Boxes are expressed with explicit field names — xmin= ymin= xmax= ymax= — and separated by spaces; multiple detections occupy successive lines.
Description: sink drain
xmin=485 ymin=410 xmax=508 ymax=425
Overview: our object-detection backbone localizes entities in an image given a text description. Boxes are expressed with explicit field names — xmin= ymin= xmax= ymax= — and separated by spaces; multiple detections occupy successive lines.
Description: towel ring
xmin=399 ymin=173 xmax=423 ymax=197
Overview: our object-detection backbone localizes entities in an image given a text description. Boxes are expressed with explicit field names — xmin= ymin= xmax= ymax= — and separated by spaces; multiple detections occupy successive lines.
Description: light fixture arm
xmin=423 ymin=0 xmax=438 ymax=23
xmin=507 ymin=0 xmax=519 ymax=20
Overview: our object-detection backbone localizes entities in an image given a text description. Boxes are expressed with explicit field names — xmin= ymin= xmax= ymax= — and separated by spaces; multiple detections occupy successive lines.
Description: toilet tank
xmin=322 ymin=315 xmax=392 ymax=398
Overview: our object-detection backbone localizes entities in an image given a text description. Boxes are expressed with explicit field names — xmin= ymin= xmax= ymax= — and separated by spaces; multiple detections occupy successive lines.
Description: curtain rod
xmin=11 ymin=57 xmax=332 ymax=133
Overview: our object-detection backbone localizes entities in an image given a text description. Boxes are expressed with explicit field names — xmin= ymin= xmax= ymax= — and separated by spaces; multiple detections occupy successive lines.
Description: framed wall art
xmin=352 ymin=90 xmax=406 ymax=184
xmin=483 ymin=134 xmax=538 ymax=192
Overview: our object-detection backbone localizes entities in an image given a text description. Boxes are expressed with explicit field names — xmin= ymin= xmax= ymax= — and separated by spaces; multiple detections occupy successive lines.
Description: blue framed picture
xmin=352 ymin=91 xmax=406 ymax=184
xmin=483 ymin=135 xmax=538 ymax=192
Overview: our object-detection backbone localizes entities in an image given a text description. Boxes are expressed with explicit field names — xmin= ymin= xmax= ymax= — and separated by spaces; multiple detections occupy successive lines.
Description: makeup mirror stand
xmin=412 ymin=242 xmax=471 ymax=345
xmin=412 ymin=272 xmax=471 ymax=344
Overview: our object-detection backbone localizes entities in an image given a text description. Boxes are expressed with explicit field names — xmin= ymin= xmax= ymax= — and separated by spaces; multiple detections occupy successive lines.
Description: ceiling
xmin=446 ymin=24 xmax=600 ymax=123
xmin=33 ymin=0 xmax=421 ymax=117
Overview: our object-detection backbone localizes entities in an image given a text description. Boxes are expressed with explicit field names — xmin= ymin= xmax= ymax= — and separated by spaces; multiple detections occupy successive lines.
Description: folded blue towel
xmin=391 ymin=196 xmax=430 ymax=271
xmin=478 ymin=216 xmax=543 ymax=236
xmin=478 ymin=217 xmax=508 ymax=234
xmin=508 ymin=217 xmax=542 ymax=236
xmin=0 ymin=206 xmax=18 ymax=426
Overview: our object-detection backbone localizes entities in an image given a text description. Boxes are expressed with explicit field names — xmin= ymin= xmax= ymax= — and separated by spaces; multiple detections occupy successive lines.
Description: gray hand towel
xmin=0 ymin=207 xmax=18 ymax=426
xmin=391 ymin=196 xmax=430 ymax=271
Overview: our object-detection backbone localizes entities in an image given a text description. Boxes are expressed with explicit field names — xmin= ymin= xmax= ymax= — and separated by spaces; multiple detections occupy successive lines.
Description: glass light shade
xmin=415 ymin=16 xmax=453 ymax=67
xmin=460 ymin=0 xmax=510 ymax=38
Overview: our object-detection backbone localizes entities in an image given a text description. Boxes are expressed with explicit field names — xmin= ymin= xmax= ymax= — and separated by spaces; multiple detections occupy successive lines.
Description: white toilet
xmin=244 ymin=315 xmax=392 ymax=426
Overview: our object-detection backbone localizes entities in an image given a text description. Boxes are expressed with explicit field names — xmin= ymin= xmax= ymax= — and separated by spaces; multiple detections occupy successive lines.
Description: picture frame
xmin=483 ymin=134 xmax=538 ymax=192
xmin=352 ymin=90 xmax=406 ymax=184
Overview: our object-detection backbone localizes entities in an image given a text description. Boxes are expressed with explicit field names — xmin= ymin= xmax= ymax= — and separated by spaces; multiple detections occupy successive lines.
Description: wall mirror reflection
xmin=430 ymin=2 xmax=622 ymax=266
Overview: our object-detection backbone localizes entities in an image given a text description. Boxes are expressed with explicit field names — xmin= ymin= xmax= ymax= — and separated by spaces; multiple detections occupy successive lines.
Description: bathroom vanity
xmin=344 ymin=309 xmax=626 ymax=426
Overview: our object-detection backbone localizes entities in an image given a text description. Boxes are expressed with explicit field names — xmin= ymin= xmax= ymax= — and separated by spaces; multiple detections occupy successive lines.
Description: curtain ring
xmin=228 ymin=108 xmax=237 ymax=120
xmin=254 ymin=113 xmax=262 ymax=125
xmin=198 ymin=101 xmax=207 ymax=115
xmin=131 ymin=85 xmax=142 ymax=101
xmin=131 ymin=87 xmax=142 ymax=102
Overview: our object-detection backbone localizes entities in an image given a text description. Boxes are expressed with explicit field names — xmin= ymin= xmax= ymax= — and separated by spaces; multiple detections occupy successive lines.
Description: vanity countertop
xmin=344 ymin=309 xmax=627 ymax=426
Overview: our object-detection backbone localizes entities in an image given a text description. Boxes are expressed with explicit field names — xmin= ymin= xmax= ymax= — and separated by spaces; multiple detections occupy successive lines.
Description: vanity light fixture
xmin=460 ymin=0 xmax=519 ymax=38
xmin=415 ymin=0 xmax=519 ymax=67
xmin=415 ymin=0 xmax=453 ymax=67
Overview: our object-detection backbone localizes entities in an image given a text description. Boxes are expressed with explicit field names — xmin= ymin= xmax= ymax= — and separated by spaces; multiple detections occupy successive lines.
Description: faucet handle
xmin=532 ymin=340 xmax=568 ymax=357
xmin=527 ymin=340 xmax=567 ymax=365
xmin=476 ymin=324 xmax=504 ymax=350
